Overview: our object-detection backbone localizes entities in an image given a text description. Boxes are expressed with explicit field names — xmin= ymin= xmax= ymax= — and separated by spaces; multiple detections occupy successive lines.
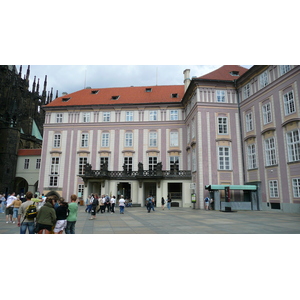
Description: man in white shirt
xmin=110 ymin=196 xmax=116 ymax=214
xmin=6 ymin=192 xmax=16 ymax=223
xmin=119 ymin=195 xmax=125 ymax=214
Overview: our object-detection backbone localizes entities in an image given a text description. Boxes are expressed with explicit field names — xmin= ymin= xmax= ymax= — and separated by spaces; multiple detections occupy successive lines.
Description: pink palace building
xmin=38 ymin=65 xmax=300 ymax=212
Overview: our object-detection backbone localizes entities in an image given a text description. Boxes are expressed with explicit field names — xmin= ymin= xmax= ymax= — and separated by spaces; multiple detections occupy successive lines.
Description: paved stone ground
xmin=1 ymin=205 xmax=300 ymax=234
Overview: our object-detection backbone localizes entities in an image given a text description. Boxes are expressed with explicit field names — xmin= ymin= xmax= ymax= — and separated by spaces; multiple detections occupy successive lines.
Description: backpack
xmin=25 ymin=202 xmax=37 ymax=220
xmin=92 ymin=198 xmax=99 ymax=206
xmin=105 ymin=196 xmax=110 ymax=203
xmin=205 ymin=197 xmax=209 ymax=202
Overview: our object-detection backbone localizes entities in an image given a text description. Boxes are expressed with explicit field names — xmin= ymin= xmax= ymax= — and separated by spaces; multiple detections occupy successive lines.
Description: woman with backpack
xmin=36 ymin=197 xmax=57 ymax=234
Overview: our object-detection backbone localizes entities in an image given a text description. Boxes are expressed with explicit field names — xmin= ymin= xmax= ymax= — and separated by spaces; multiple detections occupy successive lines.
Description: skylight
xmin=62 ymin=97 xmax=71 ymax=102
xmin=230 ymin=71 xmax=240 ymax=76
xmin=171 ymin=93 xmax=178 ymax=98
xmin=145 ymin=88 xmax=152 ymax=92
xmin=111 ymin=95 xmax=120 ymax=100
xmin=91 ymin=90 xmax=99 ymax=94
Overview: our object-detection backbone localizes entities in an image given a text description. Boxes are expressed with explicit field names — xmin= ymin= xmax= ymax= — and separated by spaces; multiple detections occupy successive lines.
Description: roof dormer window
xmin=62 ymin=97 xmax=71 ymax=102
xmin=171 ymin=93 xmax=178 ymax=98
xmin=91 ymin=90 xmax=99 ymax=94
xmin=111 ymin=95 xmax=120 ymax=100
xmin=145 ymin=88 xmax=152 ymax=92
xmin=230 ymin=71 xmax=240 ymax=76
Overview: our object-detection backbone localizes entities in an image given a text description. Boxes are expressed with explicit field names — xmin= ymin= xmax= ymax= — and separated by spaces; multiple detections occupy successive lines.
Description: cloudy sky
xmin=16 ymin=65 xmax=252 ymax=97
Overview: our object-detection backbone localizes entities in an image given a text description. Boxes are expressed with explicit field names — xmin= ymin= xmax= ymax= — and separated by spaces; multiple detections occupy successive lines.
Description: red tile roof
xmin=18 ymin=149 xmax=42 ymax=156
xmin=198 ymin=65 xmax=249 ymax=81
xmin=46 ymin=85 xmax=185 ymax=107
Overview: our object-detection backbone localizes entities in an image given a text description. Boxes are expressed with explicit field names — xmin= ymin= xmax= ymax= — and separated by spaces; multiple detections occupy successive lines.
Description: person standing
xmin=110 ymin=196 xmax=116 ymax=213
xmin=7 ymin=195 xmax=22 ymax=223
xmin=5 ymin=192 xmax=16 ymax=223
xmin=161 ymin=197 xmax=165 ymax=210
xmin=89 ymin=195 xmax=99 ymax=220
xmin=167 ymin=196 xmax=172 ymax=210
xmin=119 ymin=195 xmax=125 ymax=214
xmin=146 ymin=197 xmax=152 ymax=213
xmin=151 ymin=196 xmax=155 ymax=211
xmin=0 ymin=194 xmax=5 ymax=213
xmin=17 ymin=191 xmax=36 ymax=234
xmin=204 ymin=197 xmax=210 ymax=210
xmin=36 ymin=197 xmax=57 ymax=234
xmin=53 ymin=199 xmax=69 ymax=234
xmin=65 ymin=194 xmax=78 ymax=234
xmin=105 ymin=195 xmax=111 ymax=213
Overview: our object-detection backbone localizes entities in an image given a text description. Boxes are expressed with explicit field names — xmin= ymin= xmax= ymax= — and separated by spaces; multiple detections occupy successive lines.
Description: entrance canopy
xmin=205 ymin=185 xmax=257 ymax=191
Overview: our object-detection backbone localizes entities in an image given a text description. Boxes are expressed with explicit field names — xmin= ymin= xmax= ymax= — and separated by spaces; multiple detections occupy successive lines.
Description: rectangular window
xmin=81 ymin=133 xmax=89 ymax=147
xmin=78 ymin=157 xmax=87 ymax=175
xmin=292 ymin=178 xmax=300 ymax=198
xmin=170 ymin=110 xmax=179 ymax=120
xmin=286 ymin=130 xmax=300 ymax=162
xmin=101 ymin=133 xmax=109 ymax=147
xmin=103 ymin=112 xmax=110 ymax=122
xmin=149 ymin=111 xmax=157 ymax=121
xmin=36 ymin=158 xmax=41 ymax=169
xmin=218 ymin=146 xmax=231 ymax=170
xmin=244 ymin=84 xmax=250 ymax=99
xmin=51 ymin=157 xmax=59 ymax=175
xmin=49 ymin=176 xmax=58 ymax=187
xmin=170 ymin=131 xmax=179 ymax=146
xmin=245 ymin=112 xmax=253 ymax=132
xmin=149 ymin=132 xmax=157 ymax=147
xmin=100 ymin=157 xmax=109 ymax=170
xmin=265 ymin=137 xmax=277 ymax=166
xmin=126 ymin=111 xmax=133 ymax=121
xmin=260 ymin=71 xmax=269 ymax=88
xmin=247 ymin=144 xmax=257 ymax=169
xmin=218 ymin=117 xmax=228 ymax=134
xmin=280 ymin=65 xmax=291 ymax=75
xmin=54 ymin=134 xmax=61 ymax=148
xmin=262 ymin=103 xmax=272 ymax=124
xmin=170 ymin=156 xmax=179 ymax=172
xmin=149 ymin=157 xmax=158 ymax=171
xmin=124 ymin=157 xmax=132 ymax=173
xmin=56 ymin=113 xmax=63 ymax=123
xmin=24 ymin=158 xmax=30 ymax=169
xmin=192 ymin=148 xmax=196 ymax=172
xmin=269 ymin=180 xmax=279 ymax=198
xmin=216 ymin=90 xmax=226 ymax=102
xmin=83 ymin=112 xmax=90 ymax=123
xmin=78 ymin=184 xmax=84 ymax=197
xmin=125 ymin=132 xmax=133 ymax=147
xmin=283 ymin=91 xmax=296 ymax=115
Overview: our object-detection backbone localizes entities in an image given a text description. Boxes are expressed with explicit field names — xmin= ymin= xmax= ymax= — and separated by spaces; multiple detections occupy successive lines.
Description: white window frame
xmin=286 ymin=129 xmax=300 ymax=162
xmin=124 ymin=157 xmax=132 ymax=173
xmin=51 ymin=157 xmax=59 ymax=175
xmin=170 ymin=156 xmax=179 ymax=172
xmin=83 ymin=112 xmax=91 ymax=123
xmin=149 ymin=156 xmax=158 ymax=171
xmin=244 ymin=84 xmax=250 ymax=99
xmin=245 ymin=112 xmax=253 ymax=132
xmin=260 ymin=71 xmax=269 ymax=88
xmin=36 ymin=158 xmax=41 ymax=169
xmin=269 ymin=180 xmax=279 ymax=198
xmin=81 ymin=133 xmax=89 ymax=148
xmin=280 ymin=65 xmax=291 ymax=75
xmin=218 ymin=117 xmax=228 ymax=134
xmin=283 ymin=91 xmax=296 ymax=115
xmin=78 ymin=184 xmax=84 ymax=197
xmin=56 ymin=113 xmax=63 ymax=123
xmin=265 ymin=137 xmax=277 ymax=166
xmin=170 ymin=131 xmax=179 ymax=147
xmin=101 ymin=133 xmax=109 ymax=147
xmin=125 ymin=132 xmax=133 ymax=147
xmin=170 ymin=110 xmax=179 ymax=120
xmin=149 ymin=132 xmax=157 ymax=147
xmin=247 ymin=144 xmax=257 ymax=169
xmin=100 ymin=157 xmax=109 ymax=169
xmin=216 ymin=90 xmax=226 ymax=102
xmin=262 ymin=103 xmax=272 ymax=125
xmin=149 ymin=111 xmax=157 ymax=121
xmin=24 ymin=158 xmax=29 ymax=169
xmin=126 ymin=111 xmax=133 ymax=121
xmin=292 ymin=178 xmax=300 ymax=198
xmin=103 ymin=112 xmax=110 ymax=122
xmin=78 ymin=157 xmax=88 ymax=175
xmin=218 ymin=146 xmax=231 ymax=170
xmin=53 ymin=134 xmax=61 ymax=148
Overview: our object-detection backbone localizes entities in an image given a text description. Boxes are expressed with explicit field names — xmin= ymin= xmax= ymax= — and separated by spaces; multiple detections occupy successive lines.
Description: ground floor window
xmin=292 ymin=178 xmax=300 ymax=198
xmin=269 ymin=180 xmax=279 ymax=198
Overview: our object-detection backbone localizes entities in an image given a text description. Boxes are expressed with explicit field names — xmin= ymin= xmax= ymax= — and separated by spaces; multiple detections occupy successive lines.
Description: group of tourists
xmin=2 ymin=191 xmax=78 ymax=234
xmin=146 ymin=195 xmax=172 ymax=213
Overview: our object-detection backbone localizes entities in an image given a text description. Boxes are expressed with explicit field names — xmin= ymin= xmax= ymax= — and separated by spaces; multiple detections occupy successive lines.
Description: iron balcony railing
xmin=81 ymin=169 xmax=192 ymax=180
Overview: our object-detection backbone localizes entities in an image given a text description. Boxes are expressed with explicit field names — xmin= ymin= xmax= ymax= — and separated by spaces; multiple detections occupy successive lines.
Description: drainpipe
xmin=235 ymin=80 xmax=246 ymax=184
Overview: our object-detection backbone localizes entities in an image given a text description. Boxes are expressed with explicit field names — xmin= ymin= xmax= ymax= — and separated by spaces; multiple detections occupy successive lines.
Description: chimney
xmin=183 ymin=69 xmax=191 ymax=92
